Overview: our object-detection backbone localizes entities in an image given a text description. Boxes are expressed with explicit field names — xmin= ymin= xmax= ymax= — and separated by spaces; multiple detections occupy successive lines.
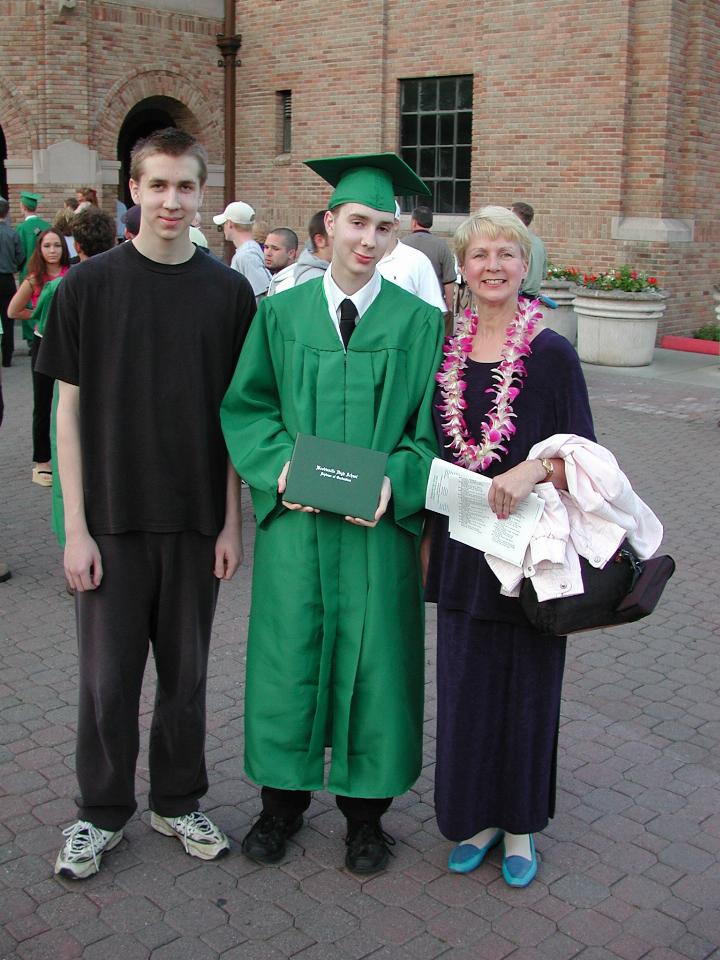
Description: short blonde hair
xmin=454 ymin=205 xmax=531 ymax=266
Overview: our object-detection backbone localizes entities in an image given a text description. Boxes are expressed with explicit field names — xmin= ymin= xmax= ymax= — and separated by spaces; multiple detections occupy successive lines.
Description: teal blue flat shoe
xmin=448 ymin=829 xmax=504 ymax=874
xmin=501 ymin=834 xmax=537 ymax=887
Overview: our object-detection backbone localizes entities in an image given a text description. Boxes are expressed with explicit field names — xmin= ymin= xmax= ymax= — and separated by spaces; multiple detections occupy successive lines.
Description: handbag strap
xmin=617 ymin=543 xmax=644 ymax=590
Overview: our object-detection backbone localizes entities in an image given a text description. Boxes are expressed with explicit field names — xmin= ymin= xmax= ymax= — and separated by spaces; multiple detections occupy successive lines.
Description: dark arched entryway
xmin=117 ymin=96 xmax=200 ymax=205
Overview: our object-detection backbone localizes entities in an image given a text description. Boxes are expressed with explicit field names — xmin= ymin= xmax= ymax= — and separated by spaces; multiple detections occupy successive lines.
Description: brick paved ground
xmin=1 ymin=346 xmax=719 ymax=960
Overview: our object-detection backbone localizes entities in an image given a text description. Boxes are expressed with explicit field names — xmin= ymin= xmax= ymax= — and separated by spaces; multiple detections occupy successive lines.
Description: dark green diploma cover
xmin=283 ymin=434 xmax=389 ymax=521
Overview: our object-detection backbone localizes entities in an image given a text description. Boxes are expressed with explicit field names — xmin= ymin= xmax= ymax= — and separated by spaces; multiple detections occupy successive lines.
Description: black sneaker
xmin=344 ymin=820 xmax=396 ymax=875
xmin=241 ymin=812 xmax=303 ymax=864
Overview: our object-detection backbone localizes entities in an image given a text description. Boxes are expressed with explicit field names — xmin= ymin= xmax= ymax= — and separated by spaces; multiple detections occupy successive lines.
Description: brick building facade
xmin=1 ymin=0 xmax=718 ymax=334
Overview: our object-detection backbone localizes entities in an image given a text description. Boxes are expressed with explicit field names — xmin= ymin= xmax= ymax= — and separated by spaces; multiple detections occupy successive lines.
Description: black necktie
xmin=339 ymin=298 xmax=358 ymax=349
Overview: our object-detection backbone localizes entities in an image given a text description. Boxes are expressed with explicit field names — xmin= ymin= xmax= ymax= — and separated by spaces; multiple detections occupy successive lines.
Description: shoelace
xmin=170 ymin=812 xmax=219 ymax=853
xmin=346 ymin=822 xmax=396 ymax=857
xmin=62 ymin=820 xmax=106 ymax=871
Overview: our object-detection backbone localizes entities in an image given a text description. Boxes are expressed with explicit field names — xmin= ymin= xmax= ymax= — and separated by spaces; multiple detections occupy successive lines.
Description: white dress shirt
xmin=377 ymin=240 xmax=447 ymax=312
xmin=323 ymin=266 xmax=382 ymax=349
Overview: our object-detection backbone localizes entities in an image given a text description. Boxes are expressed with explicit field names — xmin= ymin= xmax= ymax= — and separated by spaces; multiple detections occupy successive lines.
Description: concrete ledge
xmin=611 ymin=216 xmax=694 ymax=243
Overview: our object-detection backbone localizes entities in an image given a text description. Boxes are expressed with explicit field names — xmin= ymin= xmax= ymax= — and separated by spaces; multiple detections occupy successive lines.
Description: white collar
xmin=323 ymin=265 xmax=381 ymax=320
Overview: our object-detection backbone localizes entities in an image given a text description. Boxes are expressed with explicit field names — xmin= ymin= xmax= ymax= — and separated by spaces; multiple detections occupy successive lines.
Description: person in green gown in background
xmin=31 ymin=207 xmax=118 ymax=551
xmin=221 ymin=153 xmax=445 ymax=875
xmin=14 ymin=191 xmax=51 ymax=348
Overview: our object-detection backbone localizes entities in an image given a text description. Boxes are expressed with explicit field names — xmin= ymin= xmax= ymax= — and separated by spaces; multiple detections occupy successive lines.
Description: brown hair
xmin=27 ymin=229 xmax=70 ymax=295
xmin=129 ymin=127 xmax=208 ymax=186
xmin=72 ymin=208 xmax=116 ymax=258
xmin=77 ymin=187 xmax=98 ymax=206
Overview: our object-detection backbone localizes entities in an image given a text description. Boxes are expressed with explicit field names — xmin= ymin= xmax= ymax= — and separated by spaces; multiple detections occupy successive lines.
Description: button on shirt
xmin=323 ymin=266 xmax=381 ymax=349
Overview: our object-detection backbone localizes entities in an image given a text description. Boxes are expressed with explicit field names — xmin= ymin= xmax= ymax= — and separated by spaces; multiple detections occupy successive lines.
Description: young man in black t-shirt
xmin=37 ymin=129 xmax=255 ymax=879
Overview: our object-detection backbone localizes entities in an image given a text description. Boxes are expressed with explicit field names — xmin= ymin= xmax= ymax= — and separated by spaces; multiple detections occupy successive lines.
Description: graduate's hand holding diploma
xmin=279 ymin=461 xmax=391 ymax=527
xmin=345 ymin=475 xmax=391 ymax=528
xmin=279 ymin=461 xmax=320 ymax=513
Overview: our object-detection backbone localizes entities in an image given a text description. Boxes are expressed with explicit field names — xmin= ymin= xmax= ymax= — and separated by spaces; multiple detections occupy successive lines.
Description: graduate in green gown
xmin=221 ymin=153 xmax=444 ymax=874
xmin=14 ymin=192 xmax=51 ymax=345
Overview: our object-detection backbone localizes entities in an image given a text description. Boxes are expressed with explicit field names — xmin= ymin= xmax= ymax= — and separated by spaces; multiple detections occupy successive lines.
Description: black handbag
xmin=519 ymin=540 xmax=676 ymax=636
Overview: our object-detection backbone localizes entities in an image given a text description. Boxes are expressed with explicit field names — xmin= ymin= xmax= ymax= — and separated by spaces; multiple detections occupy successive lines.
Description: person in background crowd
xmin=189 ymin=213 xmax=209 ymax=249
xmin=265 ymin=228 xmax=298 ymax=296
xmin=122 ymin=205 xmax=141 ymax=241
xmin=293 ymin=210 xmax=333 ymax=286
xmin=252 ymin=220 xmax=269 ymax=248
xmin=75 ymin=187 xmax=98 ymax=213
xmin=511 ymin=202 xmax=547 ymax=299
xmin=0 ymin=196 xmax=25 ymax=367
xmin=52 ymin=210 xmax=79 ymax=263
xmin=213 ymin=201 xmax=271 ymax=302
xmin=115 ymin=198 xmax=128 ymax=244
xmin=30 ymin=208 xmax=118 ymax=553
xmin=14 ymin=191 xmax=51 ymax=350
xmin=402 ymin=205 xmax=456 ymax=316
xmin=377 ymin=202 xmax=447 ymax=313
xmin=8 ymin=228 xmax=70 ymax=486
xmin=0 ymin=308 xmax=10 ymax=579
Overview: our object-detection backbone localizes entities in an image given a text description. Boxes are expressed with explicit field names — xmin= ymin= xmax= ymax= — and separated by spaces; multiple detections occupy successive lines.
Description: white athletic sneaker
xmin=150 ymin=810 xmax=229 ymax=860
xmin=54 ymin=820 xmax=123 ymax=879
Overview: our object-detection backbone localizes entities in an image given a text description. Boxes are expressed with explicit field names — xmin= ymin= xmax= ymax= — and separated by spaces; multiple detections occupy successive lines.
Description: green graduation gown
xmin=31 ymin=277 xmax=65 ymax=546
xmin=221 ymin=277 xmax=444 ymax=798
xmin=15 ymin=215 xmax=51 ymax=342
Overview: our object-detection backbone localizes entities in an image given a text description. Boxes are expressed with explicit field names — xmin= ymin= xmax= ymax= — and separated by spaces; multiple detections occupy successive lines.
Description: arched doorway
xmin=116 ymin=96 xmax=199 ymax=205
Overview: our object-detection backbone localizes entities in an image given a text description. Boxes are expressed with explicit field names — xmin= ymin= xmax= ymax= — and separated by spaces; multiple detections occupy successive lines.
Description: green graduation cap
xmin=304 ymin=152 xmax=430 ymax=214
xmin=20 ymin=191 xmax=42 ymax=208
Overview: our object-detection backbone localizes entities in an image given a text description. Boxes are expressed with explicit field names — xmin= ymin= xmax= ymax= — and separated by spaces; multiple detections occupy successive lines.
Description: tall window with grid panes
xmin=399 ymin=75 xmax=472 ymax=214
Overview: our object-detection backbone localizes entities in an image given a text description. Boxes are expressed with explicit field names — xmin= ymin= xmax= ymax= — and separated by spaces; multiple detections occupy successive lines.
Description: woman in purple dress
xmin=424 ymin=207 xmax=595 ymax=887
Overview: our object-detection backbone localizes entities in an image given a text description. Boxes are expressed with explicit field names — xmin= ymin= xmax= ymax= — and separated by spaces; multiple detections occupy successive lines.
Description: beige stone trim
xmin=33 ymin=141 xmax=100 ymax=185
xmin=205 ymin=164 xmax=224 ymax=189
xmin=611 ymin=217 xmax=694 ymax=243
xmin=100 ymin=160 xmax=122 ymax=185
xmin=4 ymin=158 xmax=35 ymax=184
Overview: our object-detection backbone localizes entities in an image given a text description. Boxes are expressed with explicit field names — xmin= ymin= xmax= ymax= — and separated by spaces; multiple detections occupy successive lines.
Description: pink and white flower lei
xmin=436 ymin=298 xmax=542 ymax=471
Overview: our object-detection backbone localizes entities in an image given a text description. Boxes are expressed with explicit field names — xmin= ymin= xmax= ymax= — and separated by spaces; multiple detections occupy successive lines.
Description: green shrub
xmin=692 ymin=324 xmax=720 ymax=341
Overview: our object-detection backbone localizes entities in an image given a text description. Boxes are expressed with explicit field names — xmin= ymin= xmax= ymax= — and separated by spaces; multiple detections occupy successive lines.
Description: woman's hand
xmin=488 ymin=460 xmax=547 ymax=519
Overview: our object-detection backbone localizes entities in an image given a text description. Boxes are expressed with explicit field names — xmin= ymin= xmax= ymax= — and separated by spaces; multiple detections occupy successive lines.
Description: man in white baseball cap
xmin=213 ymin=201 xmax=271 ymax=302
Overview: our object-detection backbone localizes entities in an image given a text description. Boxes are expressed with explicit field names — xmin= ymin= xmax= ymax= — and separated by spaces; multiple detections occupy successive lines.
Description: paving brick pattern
xmin=1 ymin=351 xmax=719 ymax=959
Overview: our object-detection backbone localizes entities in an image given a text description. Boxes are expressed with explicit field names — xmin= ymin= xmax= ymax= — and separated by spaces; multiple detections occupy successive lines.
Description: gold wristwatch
xmin=540 ymin=457 xmax=554 ymax=480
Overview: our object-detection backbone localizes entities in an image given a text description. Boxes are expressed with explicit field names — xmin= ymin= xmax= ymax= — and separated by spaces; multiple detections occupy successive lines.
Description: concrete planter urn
xmin=539 ymin=280 xmax=578 ymax=345
xmin=573 ymin=287 xmax=669 ymax=367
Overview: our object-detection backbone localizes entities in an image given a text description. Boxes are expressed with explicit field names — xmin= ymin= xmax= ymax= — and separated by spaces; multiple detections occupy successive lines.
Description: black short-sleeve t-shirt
xmin=37 ymin=241 xmax=255 ymax=537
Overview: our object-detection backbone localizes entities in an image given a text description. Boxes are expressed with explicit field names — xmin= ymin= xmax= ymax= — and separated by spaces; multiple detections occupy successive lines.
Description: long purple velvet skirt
xmin=435 ymin=607 xmax=567 ymax=840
